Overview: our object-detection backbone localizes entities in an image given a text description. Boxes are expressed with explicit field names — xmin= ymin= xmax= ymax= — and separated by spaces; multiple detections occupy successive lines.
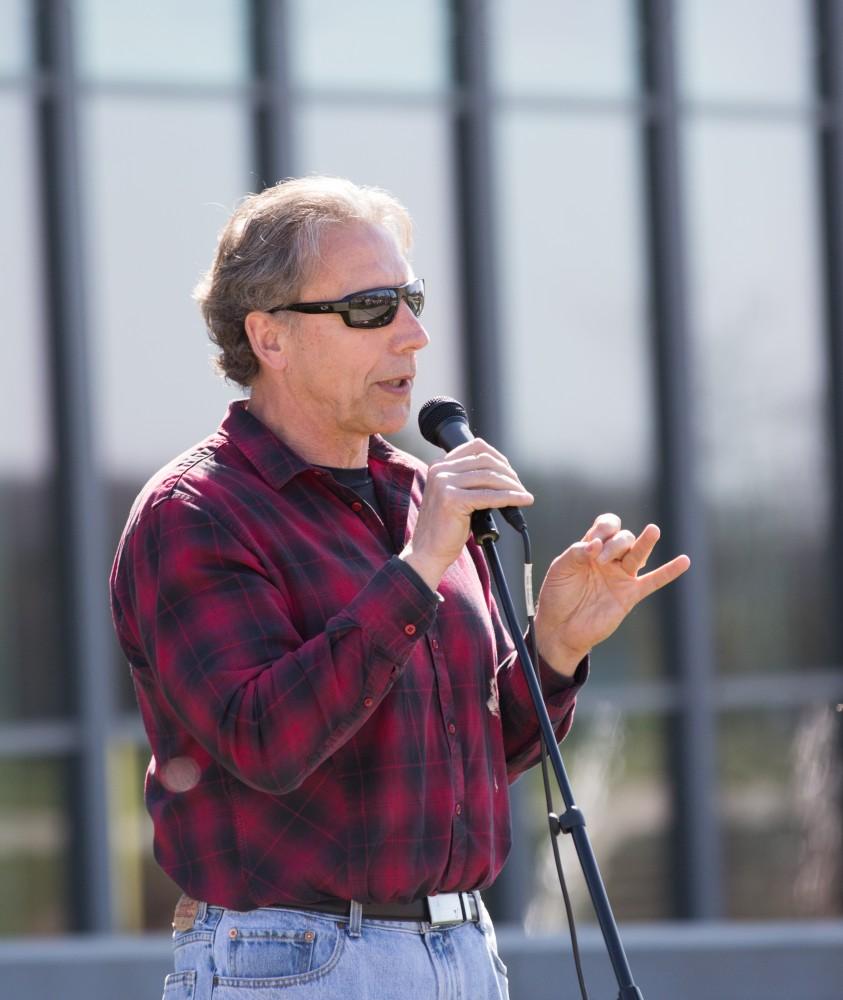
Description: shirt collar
xmin=219 ymin=399 xmax=418 ymax=491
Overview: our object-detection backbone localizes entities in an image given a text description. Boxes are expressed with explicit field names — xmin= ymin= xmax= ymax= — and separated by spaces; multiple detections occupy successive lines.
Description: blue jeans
xmin=162 ymin=895 xmax=509 ymax=1000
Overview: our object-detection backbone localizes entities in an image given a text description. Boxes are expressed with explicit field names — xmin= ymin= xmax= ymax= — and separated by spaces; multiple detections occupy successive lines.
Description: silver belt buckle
xmin=427 ymin=893 xmax=465 ymax=926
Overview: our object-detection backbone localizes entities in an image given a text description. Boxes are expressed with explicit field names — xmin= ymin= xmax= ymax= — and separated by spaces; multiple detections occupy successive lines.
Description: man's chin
xmin=373 ymin=405 xmax=412 ymax=438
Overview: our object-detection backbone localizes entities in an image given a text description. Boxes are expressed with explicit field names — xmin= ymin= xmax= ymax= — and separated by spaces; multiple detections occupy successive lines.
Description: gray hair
xmin=194 ymin=175 xmax=414 ymax=387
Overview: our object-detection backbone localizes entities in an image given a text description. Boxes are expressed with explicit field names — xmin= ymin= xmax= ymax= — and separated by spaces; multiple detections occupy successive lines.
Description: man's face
xmin=278 ymin=221 xmax=429 ymax=453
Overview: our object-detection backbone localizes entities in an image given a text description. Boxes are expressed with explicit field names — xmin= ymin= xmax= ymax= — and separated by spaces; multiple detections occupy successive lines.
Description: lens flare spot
xmin=160 ymin=756 xmax=201 ymax=793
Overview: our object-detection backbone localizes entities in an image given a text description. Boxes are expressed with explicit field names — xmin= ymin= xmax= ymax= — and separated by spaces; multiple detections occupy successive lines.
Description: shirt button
xmin=350 ymin=500 xmax=363 ymax=512
xmin=404 ymin=623 xmax=416 ymax=636
xmin=228 ymin=928 xmax=238 ymax=939
xmin=455 ymin=803 xmax=462 ymax=816
xmin=431 ymin=639 xmax=439 ymax=651
xmin=363 ymin=696 xmax=374 ymax=708
xmin=447 ymin=722 xmax=456 ymax=735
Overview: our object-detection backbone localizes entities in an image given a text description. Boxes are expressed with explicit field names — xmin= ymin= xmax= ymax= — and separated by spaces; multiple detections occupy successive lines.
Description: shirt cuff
xmin=331 ymin=556 xmax=441 ymax=663
xmin=539 ymin=652 xmax=589 ymax=704
xmin=392 ymin=555 xmax=444 ymax=603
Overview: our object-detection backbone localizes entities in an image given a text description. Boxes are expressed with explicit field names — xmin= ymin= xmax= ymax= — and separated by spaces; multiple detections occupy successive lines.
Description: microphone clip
xmin=470 ymin=509 xmax=500 ymax=544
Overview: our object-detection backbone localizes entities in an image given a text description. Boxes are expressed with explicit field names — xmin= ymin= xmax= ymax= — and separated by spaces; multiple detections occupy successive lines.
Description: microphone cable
xmin=519 ymin=524 xmax=590 ymax=1000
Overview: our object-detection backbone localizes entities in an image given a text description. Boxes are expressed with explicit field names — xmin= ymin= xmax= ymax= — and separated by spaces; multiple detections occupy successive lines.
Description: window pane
xmin=0 ymin=758 xmax=71 ymax=934
xmin=720 ymin=707 xmax=842 ymax=918
xmin=109 ymin=743 xmax=178 ymax=931
xmin=0 ymin=0 xmax=30 ymax=74
xmin=288 ymin=0 xmax=449 ymax=93
xmin=677 ymin=0 xmax=811 ymax=105
xmin=82 ymin=98 xmax=250 ymax=477
xmin=80 ymin=97 xmax=250 ymax=709
xmin=75 ymin=0 xmax=249 ymax=84
xmin=491 ymin=0 xmax=636 ymax=98
xmin=684 ymin=121 xmax=830 ymax=676
xmin=525 ymin=712 xmax=675 ymax=925
xmin=496 ymin=112 xmax=662 ymax=681
xmin=296 ymin=104 xmax=464 ymax=458
xmin=0 ymin=96 xmax=65 ymax=721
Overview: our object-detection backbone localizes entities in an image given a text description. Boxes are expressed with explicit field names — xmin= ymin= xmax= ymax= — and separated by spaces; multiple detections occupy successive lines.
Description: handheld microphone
xmin=417 ymin=396 xmax=527 ymax=534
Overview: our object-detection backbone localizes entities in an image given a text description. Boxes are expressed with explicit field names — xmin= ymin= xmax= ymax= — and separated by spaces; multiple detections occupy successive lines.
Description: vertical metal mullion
xmin=814 ymin=0 xmax=843 ymax=915
xmin=251 ymin=0 xmax=295 ymax=187
xmin=452 ymin=0 xmax=503 ymax=441
xmin=36 ymin=0 xmax=114 ymax=932
xmin=816 ymin=1 xmax=843 ymax=659
xmin=639 ymin=0 xmax=721 ymax=918
xmin=450 ymin=0 xmax=530 ymax=926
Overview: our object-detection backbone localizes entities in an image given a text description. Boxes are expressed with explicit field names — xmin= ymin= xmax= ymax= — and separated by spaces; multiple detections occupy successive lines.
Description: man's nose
xmin=393 ymin=301 xmax=430 ymax=351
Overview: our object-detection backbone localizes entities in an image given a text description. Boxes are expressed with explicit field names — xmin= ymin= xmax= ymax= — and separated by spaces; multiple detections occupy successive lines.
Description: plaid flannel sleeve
xmin=120 ymin=494 xmax=441 ymax=794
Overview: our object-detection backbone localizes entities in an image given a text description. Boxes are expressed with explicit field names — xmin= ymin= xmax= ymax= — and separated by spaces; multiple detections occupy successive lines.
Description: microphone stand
xmin=471 ymin=510 xmax=645 ymax=1000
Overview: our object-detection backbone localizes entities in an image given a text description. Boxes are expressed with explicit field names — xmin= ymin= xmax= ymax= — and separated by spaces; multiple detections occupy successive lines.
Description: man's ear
xmin=244 ymin=310 xmax=289 ymax=372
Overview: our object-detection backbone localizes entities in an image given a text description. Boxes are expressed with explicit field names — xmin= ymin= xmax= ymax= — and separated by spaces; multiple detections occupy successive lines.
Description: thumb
xmin=556 ymin=537 xmax=602 ymax=570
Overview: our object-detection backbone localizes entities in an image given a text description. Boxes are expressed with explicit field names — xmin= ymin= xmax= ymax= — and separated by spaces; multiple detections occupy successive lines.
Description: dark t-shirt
xmin=318 ymin=465 xmax=381 ymax=518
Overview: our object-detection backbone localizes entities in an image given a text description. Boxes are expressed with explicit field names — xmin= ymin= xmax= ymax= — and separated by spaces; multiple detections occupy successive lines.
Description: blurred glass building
xmin=1 ymin=0 xmax=842 ymax=985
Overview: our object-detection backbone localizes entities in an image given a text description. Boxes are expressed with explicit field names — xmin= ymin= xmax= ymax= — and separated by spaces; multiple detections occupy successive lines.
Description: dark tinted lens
xmin=405 ymin=280 xmax=424 ymax=317
xmin=347 ymin=289 xmax=398 ymax=328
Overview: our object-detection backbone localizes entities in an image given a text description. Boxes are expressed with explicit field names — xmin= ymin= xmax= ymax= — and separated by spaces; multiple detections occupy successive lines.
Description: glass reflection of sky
xmin=290 ymin=0 xmax=448 ymax=93
xmin=685 ymin=120 xmax=824 ymax=514
xmin=76 ymin=0 xmax=249 ymax=84
xmin=0 ymin=95 xmax=50 ymax=477
xmin=0 ymin=0 xmax=29 ymax=75
xmin=496 ymin=112 xmax=653 ymax=485
xmin=678 ymin=0 xmax=810 ymax=106
xmin=492 ymin=0 xmax=634 ymax=99
xmin=82 ymin=99 xmax=249 ymax=477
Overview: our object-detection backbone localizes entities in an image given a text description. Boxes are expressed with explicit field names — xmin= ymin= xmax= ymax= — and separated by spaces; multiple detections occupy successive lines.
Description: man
xmin=110 ymin=176 xmax=689 ymax=1000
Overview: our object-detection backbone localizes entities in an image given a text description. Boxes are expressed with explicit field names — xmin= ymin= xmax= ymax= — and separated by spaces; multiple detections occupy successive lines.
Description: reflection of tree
xmin=524 ymin=710 xmax=673 ymax=927
xmin=709 ymin=500 xmax=832 ymax=674
xmin=0 ymin=759 xmax=69 ymax=934
xmin=792 ymin=707 xmax=842 ymax=916
xmin=719 ymin=708 xmax=843 ymax=918
xmin=0 ymin=478 xmax=65 ymax=719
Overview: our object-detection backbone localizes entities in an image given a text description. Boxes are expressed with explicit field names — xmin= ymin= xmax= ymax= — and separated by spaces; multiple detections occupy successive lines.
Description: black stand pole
xmin=480 ymin=529 xmax=645 ymax=1000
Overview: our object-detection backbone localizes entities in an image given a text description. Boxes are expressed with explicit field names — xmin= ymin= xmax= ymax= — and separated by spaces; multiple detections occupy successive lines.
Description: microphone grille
xmin=418 ymin=396 xmax=467 ymax=445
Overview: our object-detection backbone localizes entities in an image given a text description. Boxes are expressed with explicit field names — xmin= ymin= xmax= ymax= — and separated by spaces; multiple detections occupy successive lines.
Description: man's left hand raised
xmin=534 ymin=513 xmax=691 ymax=677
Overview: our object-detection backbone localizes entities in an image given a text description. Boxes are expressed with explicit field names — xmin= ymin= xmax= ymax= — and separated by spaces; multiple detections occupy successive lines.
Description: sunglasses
xmin=267 ymin=278 xmax=425 ymax=330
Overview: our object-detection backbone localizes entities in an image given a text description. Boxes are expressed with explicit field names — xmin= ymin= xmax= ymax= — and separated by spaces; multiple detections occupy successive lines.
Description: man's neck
xmin=246 ymin=383 xmax=369 ymax=469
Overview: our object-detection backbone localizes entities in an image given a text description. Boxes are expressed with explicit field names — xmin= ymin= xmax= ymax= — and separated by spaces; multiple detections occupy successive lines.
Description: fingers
xmin=430 ymin=442 xmax=523 ymax=488
xmin=596 ymin=529 xmax=637 ymax=565
xmin=566 ymin=538 xmax=602 ymax=564
xmin=636 ymin=553 xmax=691 ymax=599
xmin=427 ymin=440 xmax=532 ymax=511
xmin=619 ymin=523 xmax=660 ymax=574
xmin=583 ymin=512 xmax=622 ymax=543
xmin=439 ymin=473 xmax=535 ymax=510
xmin=565 ymin=515 xmax=631 ymax=568
xmin=431 ymin=450 xmax=519 ymax=482
xmin=582 ymin=519 xmax=661 ymax=570
xmin=580 ymin=518 xmax=689 ymax=586
xmin=445 ymin=437 xmax=510 ymax=466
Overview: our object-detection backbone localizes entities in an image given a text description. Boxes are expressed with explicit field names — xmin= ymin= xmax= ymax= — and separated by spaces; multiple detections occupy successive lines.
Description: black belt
xmin=275 ymin=892 xmax=480 ymax=927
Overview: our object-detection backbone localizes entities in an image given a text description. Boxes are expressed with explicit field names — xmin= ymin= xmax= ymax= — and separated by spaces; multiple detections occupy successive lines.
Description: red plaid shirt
xmin=110 ymin=400 xmax=586 ymax=910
